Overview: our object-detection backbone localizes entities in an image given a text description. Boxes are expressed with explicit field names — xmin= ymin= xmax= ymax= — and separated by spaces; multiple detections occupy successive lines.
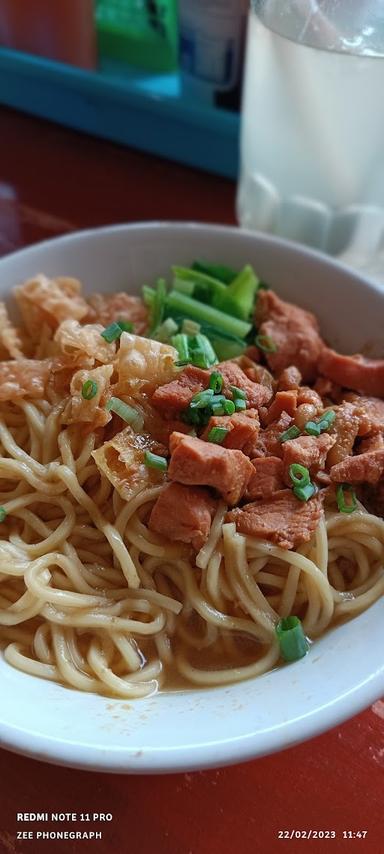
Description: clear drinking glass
xmin=237 ymin=1 xmax=384 ymax=267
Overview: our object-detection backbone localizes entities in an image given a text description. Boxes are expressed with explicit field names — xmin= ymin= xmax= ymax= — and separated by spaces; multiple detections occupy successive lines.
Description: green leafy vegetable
xmin=192 ymin=260 xmax=237 ymax=284
xmin=150 ymin=278 xmax=167 ymax=335
xmin=218 ymin=264 xmax=259 ymax=320
xmin=166 ymin=290 xmax=252 ymax=339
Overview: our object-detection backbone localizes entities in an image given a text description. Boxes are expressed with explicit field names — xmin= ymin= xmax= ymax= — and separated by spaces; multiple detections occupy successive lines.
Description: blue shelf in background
xmin=0 ymin=48 xmax=239 ymax=179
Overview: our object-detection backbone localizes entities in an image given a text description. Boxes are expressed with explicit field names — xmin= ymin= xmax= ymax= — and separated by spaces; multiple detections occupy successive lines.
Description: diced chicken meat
xmin=330 ymin=450 xmax=384 ymax=485
xmin=255 ymin=290 xmax=324 ymax=381
xmin=277 ymin=365 xmax=302 ymax=391
xmin=358 ymin=434 xmax=384 ymax=453
xmin=250 ymin=412 xmax=293 ymax=459
xmin=342 ymin=394 xmax=384 ymax=436
xmin=217 ymin=360 xmax=273 ymax=408
xmin=149 ymin=482 xmax=217 ymax=550
xmin=265 ymin=390 xmax=297 ymax=425
xmin=200 ymin=409 xmax=259 ymax=453
xmin=151 ymin=365 xmax=209 ymax=417
xmin=326 ymin=402 xmax=361 ymax=467
xmin=313 ymin=376 xmax=341 ymax=402
xmin=245 ymin=456 xmax=285 ymax=501
xmin=168 ymin=432 xmax=254 ymax=505
xmin=319 ymin=348 xmax=384 ymax=397
xmin=226 ymin=489 xmax=323 ymax=550
xmin=296 ymin=386 xmax=323 ymax=410
xmin=281 ymin=433 xmax=336 ymax=483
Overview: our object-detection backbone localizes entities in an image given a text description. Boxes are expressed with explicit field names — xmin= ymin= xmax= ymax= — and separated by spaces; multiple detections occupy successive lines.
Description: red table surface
xmin=0 ymin=107 xmax=383 ymax=854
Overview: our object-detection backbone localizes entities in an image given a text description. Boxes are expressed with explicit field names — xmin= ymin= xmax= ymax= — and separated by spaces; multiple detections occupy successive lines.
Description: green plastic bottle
xmin=95 ymin=0 xmax=178 ymax=73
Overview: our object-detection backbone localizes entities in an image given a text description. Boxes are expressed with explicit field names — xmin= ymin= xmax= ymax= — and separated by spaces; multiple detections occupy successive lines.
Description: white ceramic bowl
xmin=0 ymin=222 xmax=383 ymax=774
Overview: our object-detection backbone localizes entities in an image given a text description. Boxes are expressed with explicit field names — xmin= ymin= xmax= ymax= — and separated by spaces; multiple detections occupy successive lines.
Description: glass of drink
xmin=237 ymin=0 xmax=384 ymax=267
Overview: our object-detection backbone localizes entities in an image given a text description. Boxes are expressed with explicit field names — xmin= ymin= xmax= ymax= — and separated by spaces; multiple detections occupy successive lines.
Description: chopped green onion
xmin=189 ymin=389 xmax=214 ymax=410
xmin=171 ymin=332 xmax=218 ymax=370
xmin=336 ymin=483 xmax=357 ymax=514
xmin=209 ymin=396 xmax=229 ymax=416
xmin=209 ymin=372 xmax=223 ymax=393
xmin=289 ymin=464 xmax=310 ymax=488
xmin=106 ymin=397 xmax=143 ymax=429
xmin=0 ymin=507 xmax=7 ymax=523
xmin=181 ymin=318 xmax=201 ymax=336
xmin=276 ymin=616 xmax=309 ymax=662
xmin=304 ymin=421 xmax=321 ymax=437
xmin=255 ymin=334 xmax=278 ymax=354
xmin=293 ymin=483 xmax=316 ymax=502
xmin=207 ymin=426 xmax=229 ymax=444
xmin=211 ymin=402 xmax=224 ymax=416
xmin=181 ymin=408 xmax=204 ymax=427
xmin=171 ymin=333 xmax=190 ymax=364
xmin=211 ymin=399 xmax=237 ymax=417
xmin=144 ymin=451 xmax=168 ymax=472
xmin=189 ymin=333 xmax=218 ymax=369
xmin=81 ymin=379 xmax=98 ymax=400
xmin=101 ymin=321 xmax=124 ymax=343
xmin=117 ymin=319 xmax=133 ymax=332
xmin=192 ymin=260 xmax=237 ymax=284
xmin=166 ymin=291 xmax=252 ymax=340
xmin=218 ymin=264 xmax=259 ymax=320
xmin=153 ymin=317 xmax=179 ymax=342
xmin=305 ymin=410 xmax=336 ymax=436
xmin=318 ymin=410 xmax=336 ymax=431
xmin=230 ymin=386 xmax=246 ymax=401
xmin=234 ymin=398 xmax=247 ymax=412
xmin=279 ymin=425 xmax=301 ymax=443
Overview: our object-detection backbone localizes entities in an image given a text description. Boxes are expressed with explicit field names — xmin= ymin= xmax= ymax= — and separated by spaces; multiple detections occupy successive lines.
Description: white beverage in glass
xmin=237 ymin=0 xmax=384 ymax=260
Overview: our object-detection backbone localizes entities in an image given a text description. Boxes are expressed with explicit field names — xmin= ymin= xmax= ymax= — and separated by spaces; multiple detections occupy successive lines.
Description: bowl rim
xmin=1 ymin=218 xmax=382 ymax=292
xmin=0 ymin=220 xmax=383 ymax=774
xmin=0 ymin=671 xmax=383 ymax=774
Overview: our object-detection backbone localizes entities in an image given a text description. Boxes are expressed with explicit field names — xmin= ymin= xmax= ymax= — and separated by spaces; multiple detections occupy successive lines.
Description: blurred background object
xmin=237 ymin=0 xmax=384 ymax=263
xmin=179 ymin=0 xmax=248 ymax=110
xmin=0 ymin=0 xmax=240 ymax=179
xmin=95 ymin=0 xmax=178 ymax=73
xmin=0 ymin=0 xmax=383 ymax=276
xmin=0 ymin=0 xmax=96 ymax=69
